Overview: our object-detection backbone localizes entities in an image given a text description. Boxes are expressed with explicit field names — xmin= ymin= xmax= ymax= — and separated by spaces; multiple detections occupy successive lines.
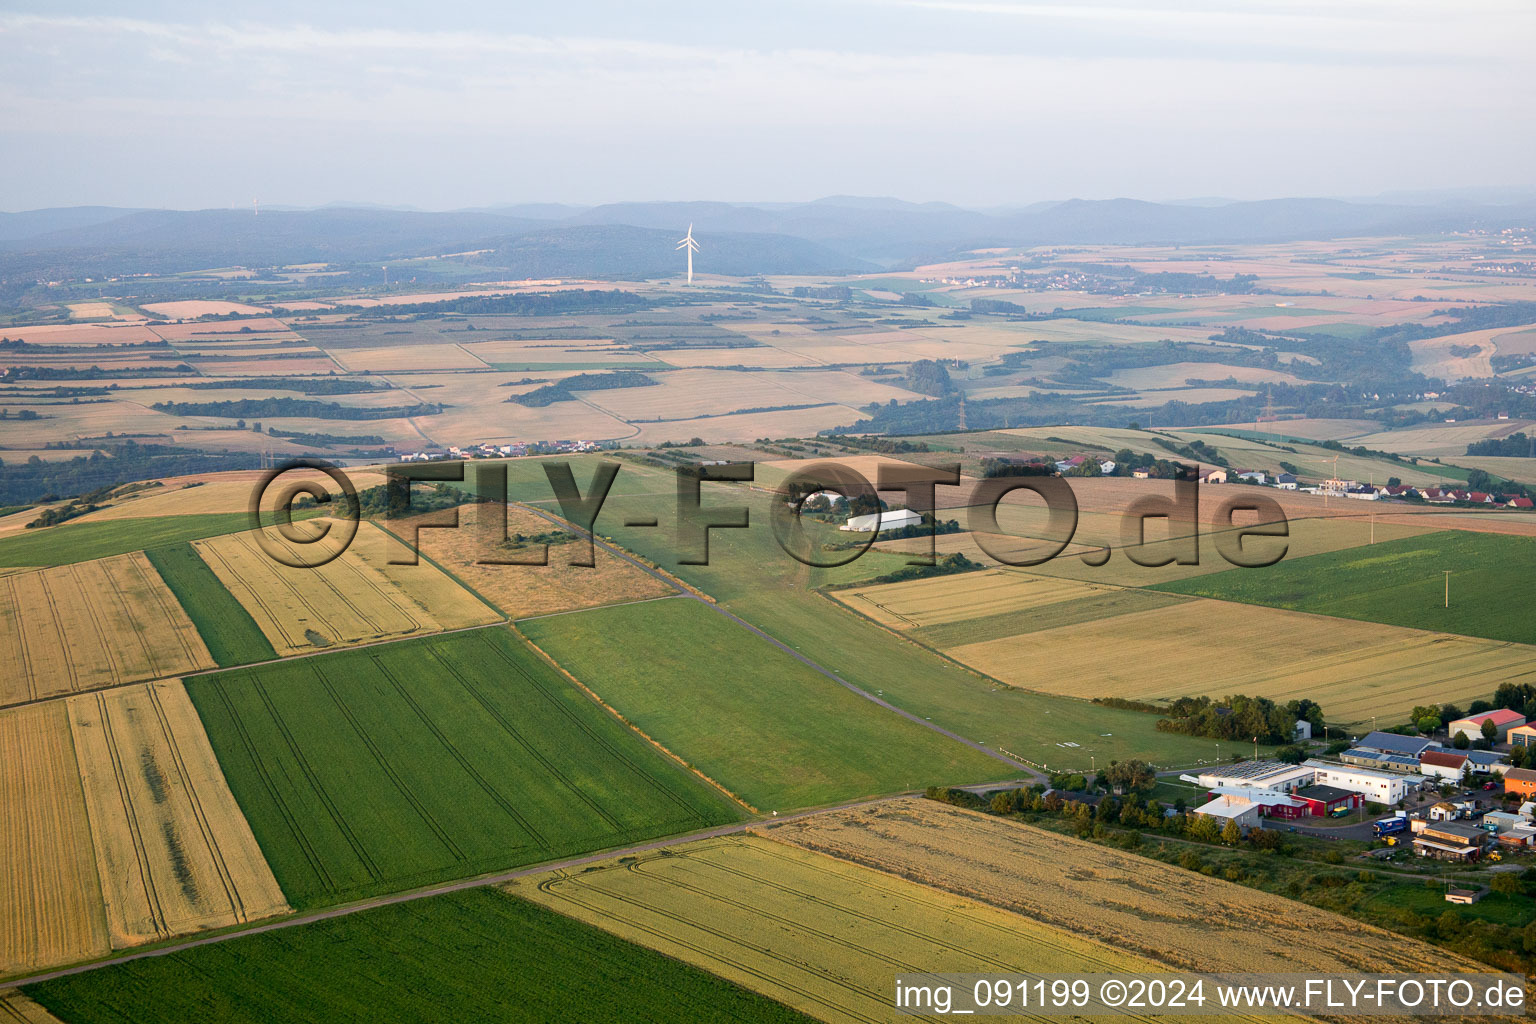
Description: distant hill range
xmin=2 ymin=193 xmax=1534 ymax=282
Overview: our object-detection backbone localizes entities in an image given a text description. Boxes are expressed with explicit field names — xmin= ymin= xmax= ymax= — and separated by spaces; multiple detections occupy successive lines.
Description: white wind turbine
xmin=676 ymin=224 xmax=700 ymax=284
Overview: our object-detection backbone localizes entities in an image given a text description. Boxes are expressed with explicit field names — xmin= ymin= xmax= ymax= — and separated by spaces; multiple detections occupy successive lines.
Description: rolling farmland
xmin=23 ymin=889 xmax=811 ymax=1024
xmin=0 ymin=703 xmax=108 ymax=978
xmin=192 ymin=521 xmax=499 ymax=654
xmin=514 ymin=835 xmax=1172 ymax=1024
xmin=767 ymin=800 xmax=1497 ymax=975
xmin=0 ymin=681 xmax=289 ymax=978
xmin=144 ymin=543 xmax=276 ymax=667
xmin=1154 ymin=530 xmax=1536 ymax=644
xmin=0 ymin=553 xmax=215 ymax=708
xmin=186 ymin=628 xmax=744 ymax=908
xmin=520 ymin=598 xmax=1013 ymax=810
xmin=66 ymin=682 xmax=290 ymax=948
xmin=399 ymin=504 xmax=674 ymax=620
xmin=941 ymin=598 xmax=1536 ymax=725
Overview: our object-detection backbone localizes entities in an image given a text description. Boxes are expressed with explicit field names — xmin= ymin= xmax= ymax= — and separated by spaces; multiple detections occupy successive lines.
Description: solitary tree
xmin=1417 ymin=716 xmax=1441 ymax=736
xmin=1220 ymin=818 xmax=1242 ymax=846
xmin=1482 ymin=718 xmax=1499 ymax=743
xmin=1491 ymin=872 xmax=1522 ymax=897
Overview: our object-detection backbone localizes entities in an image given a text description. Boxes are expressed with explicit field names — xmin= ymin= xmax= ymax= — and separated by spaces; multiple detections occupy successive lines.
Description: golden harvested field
xmin=1351 ymin=421 xmax=1535 ymax=459
xmin=945 ymin=597 xmax=1536 ymax=724
xmin=767 ymin=800 xmax=1495 ymax=976
xmin=65 ymin=302 xmax=116 ymax=320
xmin=756 ymin=453 xmax=962 ymax=494
xmin=513 ymin=834 xmax=1172 ymax=1024
xmin=575 ymin=368 xmax=808 ymax=421
xmin=1096 ymin=387 xmax=1258 ymax=408
xmin=1373 ymin=511 xmax=1536 ymax=538
xmin=649 ymin=346 xmax=813 ymax=368
xmin=3 ymin=323 xmax=163 ymax=346
xmin=67 ymin=682 xmax=290 ymax=948
xmin=458 ymin=338 xmax=654 ymax=365
xmin=836 ymin=570 xmax=1110 ymax=630
xmin=0 ymin=553 xmax=216 ymax=708
xmin=148 ymin=318 xmax=293 ymax=341
xmin=0 ymin=702 xmax=109 ymax=977
xmin=327 ymin=344 xmax=489 ymax=372
xmin=626 ymin=406 xmax=862 ymax=445
xmin=402 ymin=505 xmax=674 ymax=619
xmin=140 ymin=300 xmax=271 ymax=318
xmin=0 ymin=990 xmax=67 ymax=1023
xmin=1409 ymin=325 xmax=1536 ymax=380
xmin=72 ymin=468 xmax=389 ymax=524
xmin=1104 ymin=362 xmax=1308 ymax=391
xmin=194 ymin=520 xmax=499 ymax=654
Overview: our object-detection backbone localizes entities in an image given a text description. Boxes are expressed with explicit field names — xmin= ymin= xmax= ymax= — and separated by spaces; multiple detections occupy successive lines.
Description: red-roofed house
xmin=1419 ymin=750 xmax=1470 ymax=782
xmin=1509 ymin=497 xmax=1534 ymax=509
xmin=1449 ymin=709 xmax=1527 ymax=743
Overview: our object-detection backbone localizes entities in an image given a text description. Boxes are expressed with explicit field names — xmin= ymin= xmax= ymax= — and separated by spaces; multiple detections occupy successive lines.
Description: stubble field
xmin=513 ymin=834 xmax=1177 ymax=1024
xmin=0 ymin=553 xmax=215 ymax=708
xmin=192 ymin=520 xmax=499 ymax=654
xmin=767 ymin=800 xmax=1495 ymax=976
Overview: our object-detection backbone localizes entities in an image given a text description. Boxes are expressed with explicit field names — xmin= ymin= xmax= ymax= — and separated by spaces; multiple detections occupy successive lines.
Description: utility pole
xmin=1445 ymin=570 xmax=1452 ymax=609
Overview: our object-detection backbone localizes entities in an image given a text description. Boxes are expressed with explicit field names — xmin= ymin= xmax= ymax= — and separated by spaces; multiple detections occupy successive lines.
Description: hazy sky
xmin=1 ymin=0 xmax=1532 ymax=210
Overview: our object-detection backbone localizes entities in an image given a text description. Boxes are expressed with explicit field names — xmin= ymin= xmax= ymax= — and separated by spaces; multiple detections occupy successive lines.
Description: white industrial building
xmin=1303 ymin=759 xmax=1416 ymax=805
xmin=1192 ymin=793 xmax=1264 ymax=829
xmin=1190 ymin=760 xmax=1314 ymax=794
xmin=841 ymin=508 xmax=924 ymax=533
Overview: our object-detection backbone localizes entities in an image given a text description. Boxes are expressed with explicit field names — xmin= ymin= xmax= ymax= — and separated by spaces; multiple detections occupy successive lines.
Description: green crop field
xmin=145 ymin=541 xmax=276 ymax=666
xmin=186 ymin=627 xmax=743 ymax=908
xmin=1153 ymin=530 xmax=1536 ymax=644
xmin=24 ymin=888 xmax=811 ymax=1024
xmin=503 ymin=455 xmax=1253 ymax=777
xmin=521 ymin=598 xmax=1013 ymax=810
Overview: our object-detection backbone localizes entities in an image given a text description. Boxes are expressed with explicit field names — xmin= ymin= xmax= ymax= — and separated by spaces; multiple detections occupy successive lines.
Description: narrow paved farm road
xmin=518 ymin=502 xmax=1045 ymax=781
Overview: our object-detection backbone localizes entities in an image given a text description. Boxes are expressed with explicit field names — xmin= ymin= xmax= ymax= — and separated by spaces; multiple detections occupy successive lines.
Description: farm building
xmin=1444 ymin=888 xmax=1483 ymax=905
xmin=1506 ymin=724 xmax=1536 ymax=748
xmin=1418 ymin=750 xmax=1469 ymax=782
xmin=1192 ymin=794 xmax=1263 ymax=829
xmin=1197 ymin=468 xmax=1228 ymax=484
xmin=841 ymin=508 xmax=923 ymax=533
xmin=1189 ymin=761 xmax=1313 ymax=794
xmin=1339 ymin=748 xmax=1421 ymax=773
xmin=1355 ymin=732 xmax=1436 ymax=758
xmin=1500 ymin=767 xmax=1536 ymax=800
xmin=1293 ymin=785 xmax=1360 ymax=817
xmin=1293 ymin=720 xmax=1312 ymax=742
xmin=1464 ymin=750 xmax=1509 ymax=775
xmin=1303 ymin=760 xmax=1415 ymax=805
xmin=1428 ymin=801 xmax=1461 ymax=822
xmin=1448 ymin=709 xmax=1526 ymax=742
xmin=1480 ymin=811 xmax=1526 ymax=834
xmin=1413 ymin=822 xmax=1485 ymax=862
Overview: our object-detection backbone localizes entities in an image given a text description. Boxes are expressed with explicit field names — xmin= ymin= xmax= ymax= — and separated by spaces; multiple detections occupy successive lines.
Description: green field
xmin=521 ymin=598 xmax=1013 ymax=810
xmin=501 ymin=455 xmax=1260 ymax=776
xmin=187 ymin=627 xmax=743 ymax=908
xmin=0 ymin=511 xmax=322 ymax=567
xmin=24 ymin=888 xmax=811 ymax=1024
xmin=1365 ymin=884 xmax=1535 ymax=929
xmin=145 ymin=541 xmax=276 ymax=666
xmin=1153 ymin=530 xmax=1536 ymax=644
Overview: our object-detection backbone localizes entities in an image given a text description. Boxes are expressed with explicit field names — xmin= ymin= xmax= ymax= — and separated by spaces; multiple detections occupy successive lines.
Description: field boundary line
xmin=512 ymin=625 xmax=761 ymax=816
xmin=512 ymin=591 xmax=687 ymax=623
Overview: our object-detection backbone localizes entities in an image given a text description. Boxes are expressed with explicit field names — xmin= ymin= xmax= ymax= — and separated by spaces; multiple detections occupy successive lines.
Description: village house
xmin=1418 ymin=750 xmax=1470 ymax=783
xmin=1500 ymin=767 xmax=1536 ymax=800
